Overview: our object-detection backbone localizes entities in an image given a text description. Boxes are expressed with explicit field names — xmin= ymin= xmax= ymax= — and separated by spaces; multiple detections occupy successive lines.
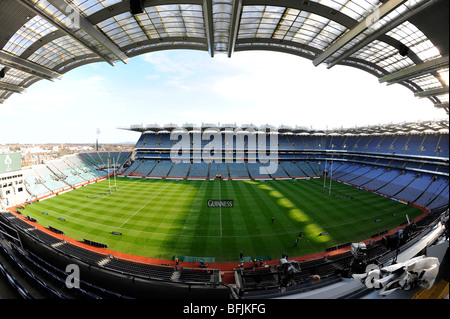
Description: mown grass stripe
xmin=21 ymin=177 xmax=423 ymax=261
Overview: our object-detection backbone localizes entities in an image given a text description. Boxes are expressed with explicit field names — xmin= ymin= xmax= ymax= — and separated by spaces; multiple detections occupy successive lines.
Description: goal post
xmin=322 ymin=160 xmax=333 ymax=195
xmin=106 ymin=152 xmax=118 ymax=194
xmin=108 ymin=153 xmax=111 ymax=194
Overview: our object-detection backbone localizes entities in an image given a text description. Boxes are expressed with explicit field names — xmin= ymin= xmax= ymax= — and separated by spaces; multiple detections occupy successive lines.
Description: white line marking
xmin=118 ymin=182 xmax=173 ymax=228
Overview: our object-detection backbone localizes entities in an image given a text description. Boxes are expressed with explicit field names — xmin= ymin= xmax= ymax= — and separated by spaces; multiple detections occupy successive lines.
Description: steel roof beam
xmin=414 ymin=86 xmax=449 ymax=98
xmin=434 ymin=102 xmax=449 ymax=109
xmin=326 ymin=0 xmax=441 ymax=69
xmin=16 ymin=0 xmax=115 ymax=66
xmin=435 ymin=103 xmax=449 ymax=114
xmin=0 ymin=81 xmax=26 ymax=94
xmin=46 ymin=0 xmax=129 ymax=64
xmin=313 ymin=0 xmax=407 ymax=67
xmin=203 ymin=0 xmax=215 ymax=57
xmin=0 ymin=50 xmax=62 ymax=80
xmin=379 ymin=55 xmax=449 ymax=84
xmin=228 ymin=0 xmax=243 ymax=58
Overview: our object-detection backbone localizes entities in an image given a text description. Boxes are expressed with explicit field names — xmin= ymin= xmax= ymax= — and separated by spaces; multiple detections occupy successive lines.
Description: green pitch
xmin=21 ymin=177 xmax=423 ymax=262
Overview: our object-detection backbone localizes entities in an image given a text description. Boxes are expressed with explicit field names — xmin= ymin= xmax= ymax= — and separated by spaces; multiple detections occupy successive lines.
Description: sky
xmin=0 ymin=49 xmax=447 ymax=145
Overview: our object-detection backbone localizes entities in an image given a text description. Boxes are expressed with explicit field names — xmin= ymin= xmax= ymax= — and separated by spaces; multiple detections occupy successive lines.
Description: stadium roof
xmin=120 ymin=118 xmax=449 ymax=135
xmin=0 ymin=0 xmax=448 ymax=112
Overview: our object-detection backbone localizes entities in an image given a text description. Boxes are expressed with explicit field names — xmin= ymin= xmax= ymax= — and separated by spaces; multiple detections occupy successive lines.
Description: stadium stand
xmin=358 ymin=168 xmax=399 ymax=191
xmin=228 ymin=163 xmax=250 ymax=179
xmin=0 ymin=210 xmax=226 ymax=299
xmin=125 ymin=126 xmax=449 ymax=209
xmin=376 ymin=171 xmax=418 ymax=196
xmin=131 ymin=160 xmax=157 ymax=176
xmin=1 ymin=152 xmax=129 ymax=205
xmin=47 ymin=159 xmax=85 ymax=186
xmin=0 ymin=0 xmax=448 ymax=301
xmin=148 ymin=161 xmax=174 ymax=178
xmin=187 ymin=161 xmax=209 ymax=179
xmin=117 ymin=127 xmax=448 ymax=215
xmin=122 ymin=159 xmax=142 ymax=176
xmin=167 ymin=162 xmax=191 ymax=178
xmin=280 ymin=161 xmax=305 ymax=178
xmin=247 ymin=162 xmax=270 ymax=179
xmin=209 ymin=162 xmax=230 ymax=179
xmin=0 ymin=123 xmax=448 ymax=300
xmin=22 ymin=168 xmax=52 ymax=197
xmin=295 ymin=161 xmax=317 ymax=177
xmin=395 ymin=174 xmax=435 ymax=202
xmin=269 ymin=163 xmax=290 ymax=179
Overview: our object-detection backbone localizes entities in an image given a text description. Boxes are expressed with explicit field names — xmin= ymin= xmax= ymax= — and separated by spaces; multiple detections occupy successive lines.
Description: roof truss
xmin=228 ymin=0 xmax=243 ymax=58
xmin=0 ymin=81 xmax=26 ymax=94
xmin=379 ymin=55 xmax=449 ymax=84
xmin=16 ymin=0 xmax=121 ymax=66
xmin=325 ymin=0 xmax=442 ymax=69
xmin=313 ymin=0 xmax=407 ymax=67
xmin=203 ymin=0 xmax=215 ymax=57
xmin=0 ymin=0 xmax=447 ymax=113
xmin=46 ymin=0 xmax=130 ymax=64
xmin=0 ymin=50 xmax=62 ymax=80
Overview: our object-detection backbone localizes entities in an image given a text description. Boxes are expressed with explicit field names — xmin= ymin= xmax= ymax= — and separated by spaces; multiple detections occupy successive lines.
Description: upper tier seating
xmin=121 ymin=131 xmax=448 ymax=212
xmin=133 ymin=133 xmax=449 ymax=159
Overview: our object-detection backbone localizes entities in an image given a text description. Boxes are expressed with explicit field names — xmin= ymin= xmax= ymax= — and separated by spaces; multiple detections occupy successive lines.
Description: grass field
xmin=21 ymin=177 xmax=423 ymax=262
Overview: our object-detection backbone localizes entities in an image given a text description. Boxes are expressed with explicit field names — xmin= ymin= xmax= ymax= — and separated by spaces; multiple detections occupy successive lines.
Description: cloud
xmin=1 ymin=50 xmax=447 ymax=144
xmin=205 ymin=51 xmax=445 ymax=128
xmin=141 ymin=52 xmax=197 ymax=77
xmin=137 ymin=50 xmax=446 ymax=130
xmin=145 ymin=74 xmax=160 ymax=81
